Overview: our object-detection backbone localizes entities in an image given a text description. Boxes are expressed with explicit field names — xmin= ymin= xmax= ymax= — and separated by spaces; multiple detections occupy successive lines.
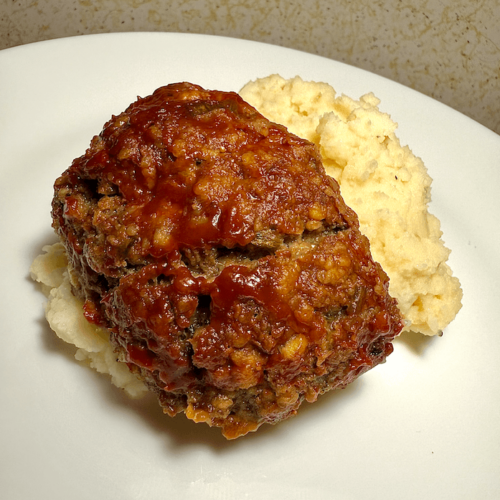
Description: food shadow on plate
xmin=394 ymin=330 xmax=436 ymax=356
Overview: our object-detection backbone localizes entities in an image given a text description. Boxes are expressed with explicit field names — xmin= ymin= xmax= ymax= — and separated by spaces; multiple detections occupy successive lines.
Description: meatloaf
xmin=51 ymin=82 xmax=403 ymax=439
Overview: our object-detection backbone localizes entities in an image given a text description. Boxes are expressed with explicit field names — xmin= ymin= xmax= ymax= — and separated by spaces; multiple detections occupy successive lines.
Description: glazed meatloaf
xmin=51 ymin=82 xmax=403 ymax=439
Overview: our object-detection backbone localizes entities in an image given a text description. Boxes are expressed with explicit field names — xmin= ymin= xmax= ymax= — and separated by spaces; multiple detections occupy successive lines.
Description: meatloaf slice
xmin=51 ymin=82 xmax=403 ymax=439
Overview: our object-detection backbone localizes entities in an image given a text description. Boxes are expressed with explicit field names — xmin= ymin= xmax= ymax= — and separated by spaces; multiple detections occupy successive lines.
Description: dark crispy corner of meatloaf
xmin=51 ymin=82 xmax=403 ymax=439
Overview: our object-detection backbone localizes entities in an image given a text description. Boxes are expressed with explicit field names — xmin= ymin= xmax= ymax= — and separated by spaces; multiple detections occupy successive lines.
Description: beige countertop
xmin=1 ymin=0 xmax=499 ymax=135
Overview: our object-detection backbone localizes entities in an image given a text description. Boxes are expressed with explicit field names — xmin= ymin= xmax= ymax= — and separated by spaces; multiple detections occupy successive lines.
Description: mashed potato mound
xmin=239 ymin=74 xmax=462 ymax=335
xmin=30 ymin=243 xmax=148 ymax=398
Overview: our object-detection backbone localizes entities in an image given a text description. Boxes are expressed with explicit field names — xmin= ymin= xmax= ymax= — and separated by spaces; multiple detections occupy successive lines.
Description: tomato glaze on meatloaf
xmin=51 ymin=82 xmax=403 ymax=439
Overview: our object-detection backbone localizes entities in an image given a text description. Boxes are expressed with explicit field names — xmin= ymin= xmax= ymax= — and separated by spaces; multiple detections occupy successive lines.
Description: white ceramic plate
xmin=1 ymin=33 xmax=499 ymax=500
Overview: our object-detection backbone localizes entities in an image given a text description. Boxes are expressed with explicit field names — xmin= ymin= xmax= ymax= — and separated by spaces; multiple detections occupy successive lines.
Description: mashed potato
xmin=30 ymin=243 xmax=148 ymax=398
xmin=240 ymin=74 xmax=462 ymax=335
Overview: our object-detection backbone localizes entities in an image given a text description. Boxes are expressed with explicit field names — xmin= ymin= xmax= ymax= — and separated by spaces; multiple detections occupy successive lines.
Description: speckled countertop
xmin=1 ymin=0 xmax=499 ymax=134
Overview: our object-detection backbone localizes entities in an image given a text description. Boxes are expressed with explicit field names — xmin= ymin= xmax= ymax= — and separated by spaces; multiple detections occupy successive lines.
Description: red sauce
xmin=66 ymin=84 xmax=349 ymax=268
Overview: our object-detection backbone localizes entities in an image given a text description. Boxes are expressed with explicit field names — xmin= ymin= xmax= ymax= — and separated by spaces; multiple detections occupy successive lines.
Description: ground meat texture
xmin=51 ymin=82 xmax=404 ymax=439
